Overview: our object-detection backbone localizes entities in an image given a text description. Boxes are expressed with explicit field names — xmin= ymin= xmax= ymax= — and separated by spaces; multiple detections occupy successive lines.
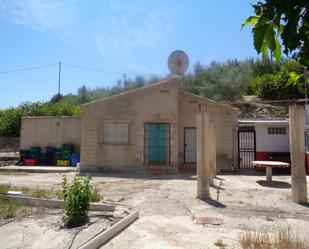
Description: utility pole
xmin=58 ymin=61 xmax=61 ymax=96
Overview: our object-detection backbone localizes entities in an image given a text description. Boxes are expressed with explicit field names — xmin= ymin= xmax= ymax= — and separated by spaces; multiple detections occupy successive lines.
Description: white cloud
xmin=93 ymin=1 xmax=176 ymax=56
xmin=0 ymin=0 xmax=179 ymax=56
xmin=0 ymin=0 xmax=77 ymax=31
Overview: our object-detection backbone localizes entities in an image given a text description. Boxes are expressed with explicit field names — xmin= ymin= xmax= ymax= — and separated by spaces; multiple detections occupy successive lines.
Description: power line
xmin=62 ymin=63 xmax=125 ymax=75
xmin=0 ymin=62 xmax=126 ymax=76
xmin=0 ymin=63 xmax=58 ymax=74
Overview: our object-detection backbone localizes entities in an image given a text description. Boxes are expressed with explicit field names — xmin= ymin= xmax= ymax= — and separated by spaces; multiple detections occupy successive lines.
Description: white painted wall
xmin=255 ymin=123 xmax=289 ymax=152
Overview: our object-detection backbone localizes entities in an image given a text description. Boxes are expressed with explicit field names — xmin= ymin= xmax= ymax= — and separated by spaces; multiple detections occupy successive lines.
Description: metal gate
xmin=184 ymin=128 xmax=196 ymax=163
xmin=144 ymin=123 xmax=170 ymax=165
xmin=238 ymin=130 xmax=256 ymax=168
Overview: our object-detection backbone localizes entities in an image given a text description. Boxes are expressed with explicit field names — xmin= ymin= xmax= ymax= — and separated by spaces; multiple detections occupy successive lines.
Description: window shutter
xmin=103 ymin=123 xmax=130 ymax=144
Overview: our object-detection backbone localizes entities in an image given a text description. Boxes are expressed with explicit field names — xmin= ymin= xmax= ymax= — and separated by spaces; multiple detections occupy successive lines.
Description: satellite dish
xmin=168 ymin=50 xmax=189 ymax=76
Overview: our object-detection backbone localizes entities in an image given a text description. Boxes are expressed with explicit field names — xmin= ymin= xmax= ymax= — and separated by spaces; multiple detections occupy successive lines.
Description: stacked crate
xmin=24 ymin=146 xmax=40 ymax=165
xmin=46 ymin=147 xmax=57 ymax=165
xmin=19 ymin=150 xmax=29 ymax=163
xmin=20 ymin=144 xmax=74 ymax=167
xmin=57 ymin=144 xmax=73 ymax=166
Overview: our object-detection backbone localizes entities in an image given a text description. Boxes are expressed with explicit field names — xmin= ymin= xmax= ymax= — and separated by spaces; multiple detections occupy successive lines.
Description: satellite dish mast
xmin=167 ymin=50 xmax=189 ymax=77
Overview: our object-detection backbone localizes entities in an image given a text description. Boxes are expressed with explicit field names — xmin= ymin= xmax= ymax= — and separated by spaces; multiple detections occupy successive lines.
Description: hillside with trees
xmin=0 ymin=58 xmax=306 ymax=137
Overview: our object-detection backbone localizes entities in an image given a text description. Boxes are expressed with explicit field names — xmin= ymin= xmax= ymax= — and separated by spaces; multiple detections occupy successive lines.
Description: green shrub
xmin=62 ymin=175 xmax=93 ymax=228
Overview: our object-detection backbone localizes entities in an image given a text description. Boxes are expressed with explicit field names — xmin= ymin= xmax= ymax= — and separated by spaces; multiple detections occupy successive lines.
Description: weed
xmin=214 ymin=239 xmax=227 ymax=248
xmin=280 ymin=192 xmax=291 ymax=200
xmin=0 ymin=183 xmax=11 ymax=194
xmin=239 ymin=227 xmax=309 ymax=249
xmin=0 ymin=197 xmax=22 ymax=219
xmin=31 ymin=186 xmax=49 ymax=199
xmin=56 ymin=189 xmax=63 ymax=199
xmin=239 ymin=229 xmax=271 ymax=249
xmin=266 ymin=216 xmax=274 ymax=222
xmin=10 ymin=186 xmax=30 ymax=194
xmin=91 ymin=187 xmax=101 ymax=202
xmin=62 ymin=174 xmax=93 ymax=228
xmin=275 ymin=227 xmax=308 ymax=249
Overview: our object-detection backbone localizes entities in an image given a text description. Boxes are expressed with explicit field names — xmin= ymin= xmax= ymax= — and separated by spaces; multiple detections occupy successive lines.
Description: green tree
xmin=243 ymin=0 xmax=309 ymax=68
xmin=0 ymin=102 xmax=80 ymax=137
xmin=181 ymin=60 xmax=254 ymax=101
xmin=50 ymin=93 xmax=63 ymax=103
xmin=250 ymin=60 xmax=304 ymax=100
xmin=77 ymin=85 xmax=90 ymax=104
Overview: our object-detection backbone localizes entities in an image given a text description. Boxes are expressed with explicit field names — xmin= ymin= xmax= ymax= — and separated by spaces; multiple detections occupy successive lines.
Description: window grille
xmin=268 ymin=127 xmax=286 ymax=135
xmin=102 ymin=123 xmax=129 ymax=144
xmin=305 ymin=129 xmax=309 ymax=152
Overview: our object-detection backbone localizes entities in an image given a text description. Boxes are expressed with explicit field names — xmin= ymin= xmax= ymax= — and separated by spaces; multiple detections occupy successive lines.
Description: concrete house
xmin=238 ymin=119 xmax=290 ymax=168
xmin=79 ymin=79 xmax=239 ymax=172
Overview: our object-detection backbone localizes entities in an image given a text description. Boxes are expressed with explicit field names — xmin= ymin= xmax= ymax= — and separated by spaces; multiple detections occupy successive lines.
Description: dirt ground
xmin=0 ymin=171 xmax=309 ymax=249
xmin=0 ymin=210 xmax=116 ymax=249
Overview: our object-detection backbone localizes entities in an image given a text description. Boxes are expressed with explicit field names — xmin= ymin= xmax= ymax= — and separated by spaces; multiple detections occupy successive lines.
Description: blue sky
xmin=0 ymin=0 xmax=258 ymax=108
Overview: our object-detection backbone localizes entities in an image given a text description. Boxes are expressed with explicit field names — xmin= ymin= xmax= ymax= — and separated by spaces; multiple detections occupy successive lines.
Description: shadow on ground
xmin=256 ymin=180 xmax=291 ymax=189
xmin=79 ymin=171 xmax=197 ymax=181
xmin=201 ymin=197 xmax=227 ymax=208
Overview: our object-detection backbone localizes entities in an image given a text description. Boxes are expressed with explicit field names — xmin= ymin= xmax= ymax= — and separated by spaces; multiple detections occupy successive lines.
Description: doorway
xmin=238 ymin=127 xmax=256 ymax=168
xmin=184 ymin=127 xmax=197 ymax=164
xmin=144 ymin=123 xmax=170 ymax=165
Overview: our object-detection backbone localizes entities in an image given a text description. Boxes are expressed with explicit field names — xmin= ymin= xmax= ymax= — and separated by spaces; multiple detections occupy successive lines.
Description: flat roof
xmin=238 ymin=119 xmax=289 ymax=125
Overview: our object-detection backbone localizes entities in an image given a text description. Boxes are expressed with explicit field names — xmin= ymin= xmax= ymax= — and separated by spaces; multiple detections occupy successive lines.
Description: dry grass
xmin=239 ymin=227 xmax=309 ymax=249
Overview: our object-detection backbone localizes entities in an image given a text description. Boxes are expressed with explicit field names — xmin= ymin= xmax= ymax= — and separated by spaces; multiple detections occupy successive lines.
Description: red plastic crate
xmin=24 ymin=159 xmax=38 ymax=166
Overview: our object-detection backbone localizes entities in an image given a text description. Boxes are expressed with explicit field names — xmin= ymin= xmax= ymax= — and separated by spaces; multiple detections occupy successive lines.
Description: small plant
xmin=31 ymin=186 xmax=49 ymax=199
xmin=0 ymin=183 xmax=11 ymax=194
xmin=214 ymin=239 xmax=227 ymax=248
xmin=0 ymin=197 xmax=22 ymax=219
xmin=56 ymin=189 xmax=64 ymax=199
xmin=91 ymin=187 xmax=101 ymax=202
xmin=62 ymin=175 xmax=93 ymax=228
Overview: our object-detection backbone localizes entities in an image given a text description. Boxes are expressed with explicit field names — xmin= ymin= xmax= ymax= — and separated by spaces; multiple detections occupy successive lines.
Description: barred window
xmin=268 ymin=127 xmax=286 ymax=135
xmin=102 ymin=123 xmax=130 ymax=144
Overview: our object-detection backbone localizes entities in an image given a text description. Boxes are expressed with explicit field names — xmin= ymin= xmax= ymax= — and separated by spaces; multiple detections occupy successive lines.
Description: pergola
xmin=196 ymin=102 xmax=308 ymax=204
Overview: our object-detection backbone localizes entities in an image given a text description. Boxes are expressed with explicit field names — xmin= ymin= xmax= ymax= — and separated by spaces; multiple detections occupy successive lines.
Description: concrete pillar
xmin=196 ymin=105 xmax=210 ymax=199
xmin=289 ymin=104 xmax=307 ymax=204
xmin=209 ymin=123 xmax=215 ymax=185
xmin=266 ymin=167 xmax=272 ymax=182
xmin=212 ymin=124 xmax=217 ymax=179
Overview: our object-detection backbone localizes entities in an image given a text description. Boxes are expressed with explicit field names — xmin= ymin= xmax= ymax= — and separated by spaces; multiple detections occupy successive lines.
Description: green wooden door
xmin=147 ymin=123 xmax=167 ymax=164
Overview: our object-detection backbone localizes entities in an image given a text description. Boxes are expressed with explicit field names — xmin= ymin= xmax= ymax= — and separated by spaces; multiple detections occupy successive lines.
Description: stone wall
xmin=20 ymin=117 xmax=81 ymax=152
